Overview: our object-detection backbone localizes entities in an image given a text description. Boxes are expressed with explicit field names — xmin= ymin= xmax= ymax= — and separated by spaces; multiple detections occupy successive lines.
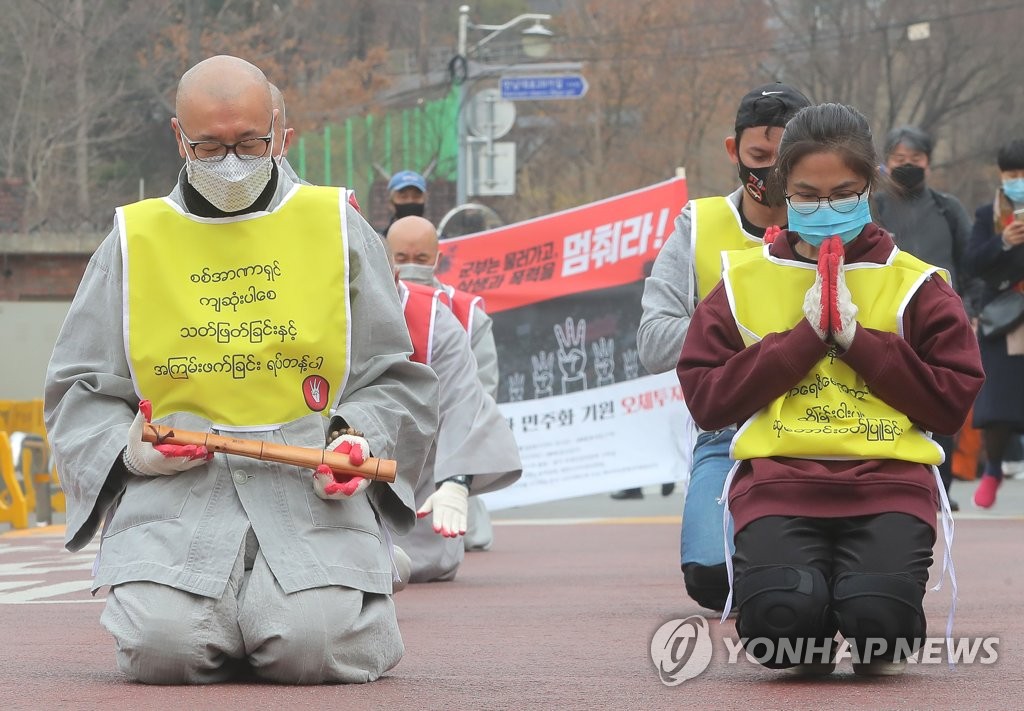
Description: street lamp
xmin=454 ymin=4 xmax=555 ymax=206
xmin=521 ymin=22 xmax=555 ymax=59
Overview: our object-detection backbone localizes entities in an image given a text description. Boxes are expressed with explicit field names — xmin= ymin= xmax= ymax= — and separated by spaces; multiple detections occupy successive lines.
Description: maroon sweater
xmin=677 ymin=224 xmax=984 ymax=534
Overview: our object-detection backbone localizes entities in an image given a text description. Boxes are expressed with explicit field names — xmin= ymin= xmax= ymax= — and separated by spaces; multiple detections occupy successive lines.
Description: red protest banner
xmin=436 ymin=177 xmax=688 ymax=314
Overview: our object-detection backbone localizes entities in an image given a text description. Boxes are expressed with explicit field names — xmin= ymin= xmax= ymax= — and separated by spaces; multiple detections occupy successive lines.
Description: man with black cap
xmin=873 ymin=125 xmax=976 ymax=510
xmin=384 ymin=169 xmax=428 ymax=236
xmin=636 ymin=81 xmax=811 ymax=612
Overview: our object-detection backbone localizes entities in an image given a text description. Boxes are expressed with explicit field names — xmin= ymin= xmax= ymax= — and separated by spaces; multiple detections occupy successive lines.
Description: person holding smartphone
xmin=966 ymin=139 xmax=1024 ymax=508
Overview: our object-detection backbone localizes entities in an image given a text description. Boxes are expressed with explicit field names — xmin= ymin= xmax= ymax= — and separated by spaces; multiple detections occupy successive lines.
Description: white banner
xmin=442 ymin=180 xmax=694 ymax=511
xmin=482 ymin=371 xmax=695 ymax=510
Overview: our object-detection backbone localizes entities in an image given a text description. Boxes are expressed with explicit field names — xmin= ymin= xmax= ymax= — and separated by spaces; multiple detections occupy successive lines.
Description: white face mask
xmin=396 ymin=263 xmax=436 ymax=285
xmin=181 ymin=125 xmax=275 ymax=213
xmin=273 ymin=127 xmax=288 ymax=166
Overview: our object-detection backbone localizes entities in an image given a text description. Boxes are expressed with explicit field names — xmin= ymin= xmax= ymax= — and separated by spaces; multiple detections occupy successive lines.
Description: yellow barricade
xmin=0 ymin=431 xmax=29 ymax=529
xmin=0 ymin=399 xmax=44 ymax=435
xmin=0 ymin=399 xmax=65 ymax=522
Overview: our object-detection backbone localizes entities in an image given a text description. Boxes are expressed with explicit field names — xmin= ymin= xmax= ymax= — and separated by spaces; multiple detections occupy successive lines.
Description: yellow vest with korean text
xmin=690 ymin=196 xmax=762 ymax=302
xmin=722 ymin=243 xmax=946 ymax=464
xmin=119 ymin=185 xmax=351 ymax=428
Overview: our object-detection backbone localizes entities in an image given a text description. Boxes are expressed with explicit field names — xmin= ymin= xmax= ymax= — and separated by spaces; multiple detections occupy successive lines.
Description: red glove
xmin=313 ymin=465 xmax=369 ymax=498
xmin=123 ymin=400 xmax=212 ymax=477
xmin=312 ymin=434 xmax=371 ymax=500
xmin=817 ymin=236 xmax=843 ymax=335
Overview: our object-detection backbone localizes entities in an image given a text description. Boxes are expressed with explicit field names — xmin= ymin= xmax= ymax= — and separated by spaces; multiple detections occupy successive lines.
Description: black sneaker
xmin=610 ymin=488 xmax=644 ymax=500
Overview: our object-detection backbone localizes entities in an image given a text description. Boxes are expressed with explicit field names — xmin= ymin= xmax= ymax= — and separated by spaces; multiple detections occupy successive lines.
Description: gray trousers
xmin=100 ymin=528 xmax=403 ymax=684
xmin=401 ymin=514 xmax=464 ymax=583
xmin=463 ymin=496 xmax=493 ymax=551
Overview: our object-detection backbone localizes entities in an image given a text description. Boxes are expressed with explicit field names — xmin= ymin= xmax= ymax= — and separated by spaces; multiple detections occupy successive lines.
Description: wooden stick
xmin=141 ymin=423 xmax=397 ymax=483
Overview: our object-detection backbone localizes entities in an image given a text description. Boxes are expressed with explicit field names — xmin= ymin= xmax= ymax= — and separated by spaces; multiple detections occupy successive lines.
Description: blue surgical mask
xmin=787 ymin=192 xmax=873 ymax=246
xmin=1003 ymin=178 xmax=1024 ymax=205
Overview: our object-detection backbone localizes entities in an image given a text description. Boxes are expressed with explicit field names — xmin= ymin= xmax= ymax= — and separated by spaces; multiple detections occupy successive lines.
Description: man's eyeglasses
xmin=785 ymin=187 xmax=869 ymax=215
xmin=178 ymin=125 xmax=273 ymax=163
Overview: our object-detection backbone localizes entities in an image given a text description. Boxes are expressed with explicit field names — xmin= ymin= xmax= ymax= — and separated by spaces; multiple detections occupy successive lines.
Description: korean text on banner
xmin=440 ymin=178 xmax=692 ymax=507
xmin=437 ymin=177 xmax=688 ymax=314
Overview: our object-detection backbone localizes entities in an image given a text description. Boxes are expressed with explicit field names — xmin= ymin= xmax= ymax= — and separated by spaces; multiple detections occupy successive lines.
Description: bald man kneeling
xmin=387 ymin=216 xmax=501 ymax=551
xmin=44 ymin=55 xmax=438 ymax=685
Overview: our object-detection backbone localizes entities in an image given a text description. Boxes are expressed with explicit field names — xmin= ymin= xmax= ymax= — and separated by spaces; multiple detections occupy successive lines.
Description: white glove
xmin=802 ymin=270 xmax=828 ymax=342
xmin=832 ymin=267 xmax=859 ymax=350
xmin=123 ymin=400 xmax=211 ymax=477
xmin=416 ymin=480 xmax=469 ymax=537
xmin=312 ymin=433 xmax=371 ymax=500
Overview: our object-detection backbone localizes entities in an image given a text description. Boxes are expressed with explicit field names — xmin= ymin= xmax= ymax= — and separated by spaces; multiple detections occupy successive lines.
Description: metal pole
xmin=456 ymin=4 xmax=469 ymax=205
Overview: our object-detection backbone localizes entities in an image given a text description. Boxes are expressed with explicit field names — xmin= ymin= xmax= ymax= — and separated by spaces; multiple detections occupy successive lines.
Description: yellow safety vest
xmin=722 ymin=244 xmax=946 ymax=465
xmin=119 ymin=185 xmax=351 ymax=428
xmin=691 ymin=196 xmax=762 ymax=302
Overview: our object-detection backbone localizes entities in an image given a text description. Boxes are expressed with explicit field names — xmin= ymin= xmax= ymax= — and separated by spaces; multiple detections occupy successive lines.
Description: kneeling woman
xmin=677 ymin=103 xmax=983 ymax=675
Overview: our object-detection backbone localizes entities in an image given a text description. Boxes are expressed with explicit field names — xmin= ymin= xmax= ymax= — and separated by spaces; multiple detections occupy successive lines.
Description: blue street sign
xmin=499 ymin=75 xmax=589 ymax=101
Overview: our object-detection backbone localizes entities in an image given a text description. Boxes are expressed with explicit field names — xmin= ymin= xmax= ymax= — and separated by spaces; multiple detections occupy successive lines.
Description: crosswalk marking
xmin=0 ymin=561 xmax=94 ymax=575
xmin=0 ymin=580 xmax=96 ymax=603
xmin=0 ymin=534 xmax=101 ymax=603
xmin=0 ymin=580 xmax=44 ymax=591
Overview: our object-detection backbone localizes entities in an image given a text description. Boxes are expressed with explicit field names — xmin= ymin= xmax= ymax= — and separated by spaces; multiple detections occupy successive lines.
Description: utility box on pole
xmin=469 ymin=141 xmax=516 ymax=197
xmin=465 ymin=88 xmax=517 ymax=198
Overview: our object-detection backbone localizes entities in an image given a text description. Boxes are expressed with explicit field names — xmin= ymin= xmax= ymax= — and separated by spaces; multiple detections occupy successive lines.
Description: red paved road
xmin=0 ymin=518 xmax=1021 ymax=710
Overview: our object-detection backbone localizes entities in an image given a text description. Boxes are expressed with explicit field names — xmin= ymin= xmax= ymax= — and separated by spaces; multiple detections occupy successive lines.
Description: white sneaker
xmin=1002 ymin=460 xmax=1024 ymax=477
xmin=392 ymin=545 xmax=411 ymax=593
xmin=852 ymin=660 xmax=907 ymax=676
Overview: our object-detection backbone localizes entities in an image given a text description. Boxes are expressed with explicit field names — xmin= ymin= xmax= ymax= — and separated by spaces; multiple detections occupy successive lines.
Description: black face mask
xmin=393 ymin=202 xmax=425 ymax=219
xmin=738 ymin=160 xmax=778 ymax=207
xmin=891 ymin=163 xmax=926 ymax=191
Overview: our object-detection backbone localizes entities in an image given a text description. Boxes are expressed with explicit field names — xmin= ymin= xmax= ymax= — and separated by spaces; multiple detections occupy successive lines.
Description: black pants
xmin=733 ymin=514 xmax=934 ymax=668
xmin=935 ymin=433 xmax=954 ymax=493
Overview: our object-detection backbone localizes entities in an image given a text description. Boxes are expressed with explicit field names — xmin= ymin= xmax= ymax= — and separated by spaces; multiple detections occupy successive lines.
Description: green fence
xmin=295 ymin=87 xmax=458 ymax=211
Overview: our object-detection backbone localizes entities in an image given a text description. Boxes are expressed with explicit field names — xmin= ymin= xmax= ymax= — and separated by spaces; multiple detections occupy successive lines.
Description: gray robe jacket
xmin=395 ymin=301 xmax=521 ymax=582
xmin=44 ymin=170 xmax=439 ymax=598
xmin=425 ymin=276 xmax=498 ymax=399
xmin=637 ymin=187 xmax=748 ymax=375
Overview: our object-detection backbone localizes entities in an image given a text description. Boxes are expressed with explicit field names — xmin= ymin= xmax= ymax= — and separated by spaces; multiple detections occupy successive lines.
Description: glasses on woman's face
xmin=178 ymin=125 xmax=274 ymax=163
xmin=785 ymin=187 xmax=869 ymax=215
